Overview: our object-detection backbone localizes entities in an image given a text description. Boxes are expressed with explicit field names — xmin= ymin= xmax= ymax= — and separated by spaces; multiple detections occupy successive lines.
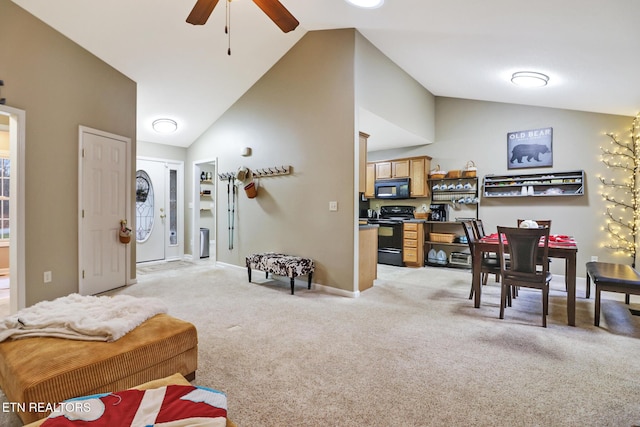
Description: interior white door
xmin=79 ymin=129 xmax=129 ymax=295
xmin=136 ymin=159 xmax=166 ymax=263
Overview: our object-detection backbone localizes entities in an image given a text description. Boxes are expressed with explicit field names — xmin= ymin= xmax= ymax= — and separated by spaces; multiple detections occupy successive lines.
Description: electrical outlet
xmin=591 ymin=256 xmax=598 ymax=262
xmin=329 ymin=201 xmax=338 ymax=211
xmin=43 ymin=271 xmax=52 ymax=283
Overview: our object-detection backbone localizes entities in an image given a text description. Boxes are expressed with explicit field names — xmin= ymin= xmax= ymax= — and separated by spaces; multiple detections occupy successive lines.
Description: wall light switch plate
xmin=329 ymin=201 xmax=338 ymax=211
xmin=44 ymin=271 xmax=52 ymax=283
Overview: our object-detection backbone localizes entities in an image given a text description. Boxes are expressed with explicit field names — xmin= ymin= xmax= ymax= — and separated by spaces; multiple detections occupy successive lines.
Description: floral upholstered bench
xmin=246 ymin=252 xmax=314 ymax=294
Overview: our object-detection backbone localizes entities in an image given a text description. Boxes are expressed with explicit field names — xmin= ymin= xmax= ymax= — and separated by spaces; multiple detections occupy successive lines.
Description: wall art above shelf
xmin=482 ymin=170 xmax=584 ymax=198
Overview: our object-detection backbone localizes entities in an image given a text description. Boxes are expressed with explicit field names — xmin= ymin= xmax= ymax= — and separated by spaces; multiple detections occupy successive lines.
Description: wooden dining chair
xmin=517 ymin=219 xmax=554 ymax=277
xmin=462 ymin=221 xmax=502 ymax=301
xmin=473 ymin=219 xmax=500 ymax=285
xmin=497 ymin=226 xmax=552 ymax=327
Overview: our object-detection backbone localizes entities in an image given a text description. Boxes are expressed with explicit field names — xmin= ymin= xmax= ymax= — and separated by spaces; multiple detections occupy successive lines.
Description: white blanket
xmin=0 ymin=293 xmax=168 ymax=342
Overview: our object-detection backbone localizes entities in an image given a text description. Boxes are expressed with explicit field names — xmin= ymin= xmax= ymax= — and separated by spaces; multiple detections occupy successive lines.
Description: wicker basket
xmin=462 ymin=160 xmax=477 ymax=178
xmin=446 ymin=170 xmax=462 ymax=179
xmin=429 ymin=232 xmax=456 ymax=243
xmin=429 ymin=164 xmax=446 ymax=180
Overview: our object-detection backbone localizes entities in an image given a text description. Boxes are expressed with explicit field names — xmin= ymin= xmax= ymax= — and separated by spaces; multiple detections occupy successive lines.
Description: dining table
xmin=472 ymin=233 xmax=579 ymax=326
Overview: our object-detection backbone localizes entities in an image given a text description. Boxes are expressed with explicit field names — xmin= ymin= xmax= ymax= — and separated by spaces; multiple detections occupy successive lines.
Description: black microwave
xmin=374 ymin=178 xmax=411 ymax=199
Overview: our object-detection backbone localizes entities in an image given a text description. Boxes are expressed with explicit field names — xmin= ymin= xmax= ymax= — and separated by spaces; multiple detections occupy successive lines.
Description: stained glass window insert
xmin=135 ymin=170 xmax=154 ymax=242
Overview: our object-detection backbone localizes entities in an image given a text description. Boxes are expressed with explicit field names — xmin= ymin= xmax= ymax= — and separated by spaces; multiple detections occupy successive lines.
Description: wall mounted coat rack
xmin=218 ymin=165 xmax=291 ymax=181
xmin=253 ymin=165 xmax=291 ymax=177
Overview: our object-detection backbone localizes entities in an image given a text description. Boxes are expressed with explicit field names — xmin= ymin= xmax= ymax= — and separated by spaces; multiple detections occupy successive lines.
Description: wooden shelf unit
xmin=482 ymin=170 xmax=584 ymax=198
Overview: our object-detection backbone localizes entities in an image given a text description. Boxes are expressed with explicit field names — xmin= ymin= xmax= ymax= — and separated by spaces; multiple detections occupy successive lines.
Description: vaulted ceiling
xmin=12 ymin=0 xmax=640 ymax=150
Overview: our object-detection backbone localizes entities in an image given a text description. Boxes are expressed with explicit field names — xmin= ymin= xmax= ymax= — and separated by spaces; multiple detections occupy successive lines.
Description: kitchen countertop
xmin=360 ymin=218 xmax=429 ymax=224
xmin=359 ymin=224 xmax=379 ymax=230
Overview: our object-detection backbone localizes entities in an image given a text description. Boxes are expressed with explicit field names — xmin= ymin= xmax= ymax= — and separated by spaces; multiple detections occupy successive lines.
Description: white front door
xmin=136 ymin=159 xmax=166 ymax=263
xmin=79 ymin=127 xmax=129 ymax=295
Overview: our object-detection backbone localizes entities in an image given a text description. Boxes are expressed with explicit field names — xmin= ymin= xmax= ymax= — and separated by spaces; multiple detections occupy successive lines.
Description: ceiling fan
xmin=186 ymin=0 xmax=299 ymax=33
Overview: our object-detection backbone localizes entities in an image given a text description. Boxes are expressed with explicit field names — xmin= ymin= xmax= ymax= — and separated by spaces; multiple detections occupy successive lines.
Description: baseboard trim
xmin=217 ymin=261 xmax=359 ymax=298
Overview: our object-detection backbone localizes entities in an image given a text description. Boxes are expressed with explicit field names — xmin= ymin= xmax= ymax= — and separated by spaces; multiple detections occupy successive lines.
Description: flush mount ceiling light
xmin=345 ymin=0 xmax=384 ymax=8
xmin=152 ymin=118 xmax=177 ymax=134
xmin=511 ymin=71 xmax=549 ymax=88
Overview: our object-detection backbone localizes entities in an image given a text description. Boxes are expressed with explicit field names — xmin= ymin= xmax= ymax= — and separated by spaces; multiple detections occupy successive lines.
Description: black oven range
xmin=367 ymin=205 xmax=415 ymax=267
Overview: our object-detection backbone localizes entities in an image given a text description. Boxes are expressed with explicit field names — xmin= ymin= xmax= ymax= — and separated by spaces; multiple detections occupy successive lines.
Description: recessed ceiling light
xmin=511 ymin=71 xmax=549 ymax=88
xmin=152 ymin=118 xmax=178 ymax=134
xmin=345 ymin=0 xmax=384 ymax=9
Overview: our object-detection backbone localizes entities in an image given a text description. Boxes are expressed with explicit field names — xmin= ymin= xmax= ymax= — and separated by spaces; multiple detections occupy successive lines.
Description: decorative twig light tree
xmin=599 ymin=113 xmax=640 ymax=267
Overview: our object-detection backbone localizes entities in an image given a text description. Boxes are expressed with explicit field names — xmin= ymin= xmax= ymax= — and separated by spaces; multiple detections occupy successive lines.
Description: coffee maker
xmin=429 ymin=204 xmax=448 ymax=222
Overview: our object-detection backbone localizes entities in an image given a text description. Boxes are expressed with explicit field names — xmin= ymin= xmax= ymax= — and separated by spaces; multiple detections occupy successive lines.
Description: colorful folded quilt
xmin=40 ymin=385 xmax=227 ymax=427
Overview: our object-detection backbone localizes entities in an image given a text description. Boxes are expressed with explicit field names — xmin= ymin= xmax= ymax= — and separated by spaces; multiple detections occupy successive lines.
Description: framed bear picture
xmin=507 ymin=127 xmax=553 ymax=169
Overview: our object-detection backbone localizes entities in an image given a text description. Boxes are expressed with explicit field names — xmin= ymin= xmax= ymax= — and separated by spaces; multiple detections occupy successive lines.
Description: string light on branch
xmin=599 ymin=113 xmax=640 ymax=267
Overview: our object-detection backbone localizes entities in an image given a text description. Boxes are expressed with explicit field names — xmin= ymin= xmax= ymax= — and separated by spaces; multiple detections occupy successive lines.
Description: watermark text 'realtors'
xmin=2 ymin=401 xmax=91 ymax=413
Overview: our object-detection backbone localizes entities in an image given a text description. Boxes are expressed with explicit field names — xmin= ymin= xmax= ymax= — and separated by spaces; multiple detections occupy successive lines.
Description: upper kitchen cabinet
xmin=365 ymin=163 xmax=376 ymax=198
xmin=375 ymin=160 xmax=410 ymax=179
xmin=367 ymin=155 xmax=431 ymax=198
xmin=409 ymin=157 xmax=429 ymax=198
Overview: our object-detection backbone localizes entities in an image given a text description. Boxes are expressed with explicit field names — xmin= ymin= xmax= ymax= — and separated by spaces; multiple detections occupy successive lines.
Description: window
xmin=0 ymin=153 xmax=9 ymax=241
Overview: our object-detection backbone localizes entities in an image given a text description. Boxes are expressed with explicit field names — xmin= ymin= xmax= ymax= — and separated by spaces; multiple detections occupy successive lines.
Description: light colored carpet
xmin=1 ymin=262 xmax=640 ymax=426
xmin=136 ymin=259 xmax=197 ymax=274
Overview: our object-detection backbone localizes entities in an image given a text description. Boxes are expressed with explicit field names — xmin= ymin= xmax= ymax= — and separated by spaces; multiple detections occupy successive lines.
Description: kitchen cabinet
xmin=482 ymin=170 xmax=585 ymax=198
xmin=365 ymin=163 xmax=376 ymax=198
xmin=410 ymin=157 xmax=430 ymax=198
xmin=367 ymin=155 xmax=432 ymax=198
xmin=403 ymin=222 xmax=424 ymax=267
xmin=375 ymin=159 xmax=410 ymax=179
xmin=424 ymin=221 xmax=470 ymax=268
xmin=359 ymin=225 xmax=378 ymax=291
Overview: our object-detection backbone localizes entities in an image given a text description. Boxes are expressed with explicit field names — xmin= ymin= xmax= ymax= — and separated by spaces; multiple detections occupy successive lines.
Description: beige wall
xmin=186 ymin=29 xmax=357 ymax=291
xmin=138 ymin=140 xmax=187 ymax=163
xmin=185 ymin=29 xmax=437 ymax=292
xmin=370 ymin=97 xmax=633 ymax=274
xmin=355 ymin=32 xmax=435 ymax=143
xmin=0 ymin=0 xmax=137 ymax=305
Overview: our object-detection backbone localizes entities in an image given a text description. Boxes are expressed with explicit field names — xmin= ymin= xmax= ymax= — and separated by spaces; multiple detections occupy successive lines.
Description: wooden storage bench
xmin=0 ymin=313 xmax=197 ymax=424
xmin=246 ymin=252 xmax=314 ymax=294
xmin=586 ymin=261 xmax=640 ymax=326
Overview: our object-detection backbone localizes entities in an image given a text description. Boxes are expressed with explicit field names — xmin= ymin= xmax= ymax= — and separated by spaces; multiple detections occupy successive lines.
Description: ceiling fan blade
xmin=186 ymin=0 xmax=220 ymax=25
xmin=252 ymin=0 xmax=300 ymax=33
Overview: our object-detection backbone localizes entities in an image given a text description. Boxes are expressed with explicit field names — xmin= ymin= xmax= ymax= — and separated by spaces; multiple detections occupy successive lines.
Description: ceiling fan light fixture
xmin=345 ymin=0 xmax=384 ymax=9
xmin=152 ymin=118 xmax=178 ymax=134
xmin=511 ymin=71 xmax=549 ymax=88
